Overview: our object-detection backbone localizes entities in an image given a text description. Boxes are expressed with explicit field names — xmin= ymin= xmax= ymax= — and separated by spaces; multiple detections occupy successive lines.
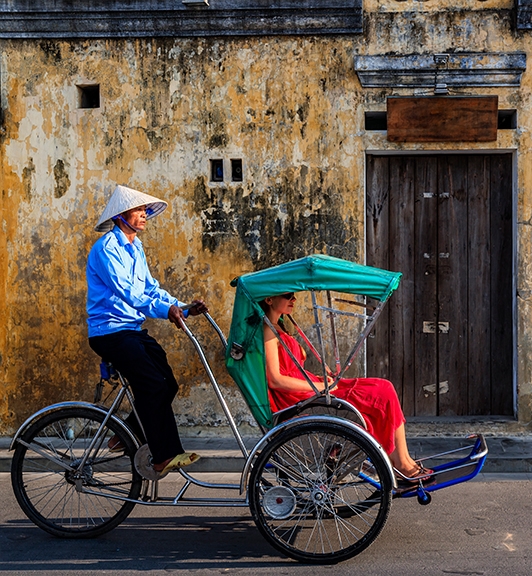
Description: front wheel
xmin=249 ymin=421 xmax=393 ymax=564
xmin=11 ymin=407 xmax=142 ymax=538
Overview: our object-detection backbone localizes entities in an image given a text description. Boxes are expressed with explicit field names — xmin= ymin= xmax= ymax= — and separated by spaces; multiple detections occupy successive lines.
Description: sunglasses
xmin=281 ymin=292 xmax=296 ymax=300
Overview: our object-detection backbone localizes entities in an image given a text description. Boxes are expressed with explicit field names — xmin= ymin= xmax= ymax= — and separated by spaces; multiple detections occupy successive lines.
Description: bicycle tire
xmin=11 ymin=406 xmax=142 ymax=538
xmin=248 ymin=420 xmax=392 ymax=564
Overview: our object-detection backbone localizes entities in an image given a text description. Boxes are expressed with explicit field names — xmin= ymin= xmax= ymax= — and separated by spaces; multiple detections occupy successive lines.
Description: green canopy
xmin=225 ymin=254 xmax=402 ymax=429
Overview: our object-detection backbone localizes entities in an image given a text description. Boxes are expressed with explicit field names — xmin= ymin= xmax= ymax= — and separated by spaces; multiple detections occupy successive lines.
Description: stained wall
xmin=1 ymin=0 xmax=531 ymax=433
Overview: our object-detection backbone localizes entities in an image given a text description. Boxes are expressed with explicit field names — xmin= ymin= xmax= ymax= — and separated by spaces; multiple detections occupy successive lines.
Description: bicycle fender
xmin=9 ymin=401 xmax=141 ymax=452
xmin=240 ymin=414 xmax=396 ymax=494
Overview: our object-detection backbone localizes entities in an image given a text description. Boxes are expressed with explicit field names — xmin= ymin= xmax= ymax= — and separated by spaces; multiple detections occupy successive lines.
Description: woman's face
xmin=266 ymin=293 xmax=297 ymax=315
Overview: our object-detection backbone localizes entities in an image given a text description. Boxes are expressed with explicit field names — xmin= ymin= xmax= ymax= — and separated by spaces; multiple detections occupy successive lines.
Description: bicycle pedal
xmin=134 ymin=444 xmax=160 ymax=481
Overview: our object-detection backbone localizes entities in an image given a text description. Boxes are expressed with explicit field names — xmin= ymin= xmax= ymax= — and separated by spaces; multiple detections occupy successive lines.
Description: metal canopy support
xmin=278 ymin=291 xmax=388 ymax=401
xmin=262 ymin=315 xmax=321 ymax=397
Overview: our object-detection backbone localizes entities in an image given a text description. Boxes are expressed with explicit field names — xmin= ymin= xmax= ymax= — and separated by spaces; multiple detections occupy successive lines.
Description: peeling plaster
xmin=1 ymin=4 xmax=532 ymax=431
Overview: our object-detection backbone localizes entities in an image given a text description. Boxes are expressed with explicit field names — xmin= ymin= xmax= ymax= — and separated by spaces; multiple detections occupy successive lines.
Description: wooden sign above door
xmin=387 ymin=96 xmax=498 ymax=142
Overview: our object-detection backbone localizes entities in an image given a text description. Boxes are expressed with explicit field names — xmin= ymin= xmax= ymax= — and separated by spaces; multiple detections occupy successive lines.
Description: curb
xmin=2 ymin=435 xmax=532 ymax=474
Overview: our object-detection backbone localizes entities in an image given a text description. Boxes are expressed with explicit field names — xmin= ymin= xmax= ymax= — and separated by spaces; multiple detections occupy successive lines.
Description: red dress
xmin=268 ymin=331 xmax=406 ymax=455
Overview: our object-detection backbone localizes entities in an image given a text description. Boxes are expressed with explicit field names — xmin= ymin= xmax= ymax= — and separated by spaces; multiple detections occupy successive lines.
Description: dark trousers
xmin=89 ymin=329 xmax=184 ymax=464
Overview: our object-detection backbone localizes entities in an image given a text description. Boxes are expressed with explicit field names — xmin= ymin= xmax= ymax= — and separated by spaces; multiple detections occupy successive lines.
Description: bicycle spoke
xmin=11 ymin=408 xmax=141 ymax=537
xmin=250 ymin=421 xmax=391 ymax=563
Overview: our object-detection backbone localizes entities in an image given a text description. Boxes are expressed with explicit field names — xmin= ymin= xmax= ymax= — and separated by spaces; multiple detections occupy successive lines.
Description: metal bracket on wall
xmin=182 ymin=0 xmax=209 ymax=6
xmin=423 ymin=192 xmax=450 ymax=198
xmin=423 ymin=321 xmax=450 ymax=334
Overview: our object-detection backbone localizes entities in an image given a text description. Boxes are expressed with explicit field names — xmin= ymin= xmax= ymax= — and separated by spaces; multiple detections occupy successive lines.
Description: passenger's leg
xmin=388 ymin=423 xmax=421 ymax=476
xmin=339 ymin=377 xmax=428 ymax=477
xmin=338 ymin=377 xmax=405 ymax=454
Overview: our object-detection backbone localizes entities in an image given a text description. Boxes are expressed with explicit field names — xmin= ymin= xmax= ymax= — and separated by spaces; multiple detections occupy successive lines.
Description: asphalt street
xmin=0 ymin=472 xmax=530 ymax=576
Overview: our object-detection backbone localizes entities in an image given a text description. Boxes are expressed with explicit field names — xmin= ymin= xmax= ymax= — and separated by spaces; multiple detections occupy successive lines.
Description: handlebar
xmin=176 ymin=305 xmax=228 ymax=351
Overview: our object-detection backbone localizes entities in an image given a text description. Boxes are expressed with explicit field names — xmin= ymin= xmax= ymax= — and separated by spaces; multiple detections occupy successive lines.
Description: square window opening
xmin=77 ymin=84 xmax=100 ymax=109
xmin=365 ymin=111 xmax=387 ymax=131
xmin=231 ymin=159 xmax=243 ymax=182
xmin=498 ymin=110 xmax=517 ymax=130
xmin=210 ymin=159 xmax=224 ymax=182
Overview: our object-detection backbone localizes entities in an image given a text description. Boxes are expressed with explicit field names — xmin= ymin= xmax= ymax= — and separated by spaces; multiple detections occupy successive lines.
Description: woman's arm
xmin=264 ymin=325 xmax=333 ymax=392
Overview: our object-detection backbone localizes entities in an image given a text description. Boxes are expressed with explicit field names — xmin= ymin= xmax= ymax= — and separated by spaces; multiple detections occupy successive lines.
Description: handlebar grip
xmin=179 ymin=303 xmax=208 ymax=314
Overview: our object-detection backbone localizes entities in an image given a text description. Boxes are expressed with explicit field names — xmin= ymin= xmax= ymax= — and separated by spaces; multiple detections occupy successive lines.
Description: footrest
xmin=393 ymin=434 xmax=488 ymax=499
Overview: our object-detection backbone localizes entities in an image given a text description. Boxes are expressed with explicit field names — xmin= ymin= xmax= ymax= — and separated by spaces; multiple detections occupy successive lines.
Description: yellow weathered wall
xmin=1 ymin=0 xmax=531 ymax=433
xmin=0 ymin=36 xmax=367 ymax=433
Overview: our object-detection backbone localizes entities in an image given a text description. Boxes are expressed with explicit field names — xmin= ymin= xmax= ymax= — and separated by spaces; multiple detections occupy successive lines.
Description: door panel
xmin=414 ymin=157 xmax=438 ymax=415
xmin=388 ymin=157 xmax=416 ymax=412
xmin=467 ymin=155 xmax=492 ymax=414
xmin=366 ymin=153 xmax=513 ymax=417
xmin=366 ymin=156 xmax=391 ymax=380
xmin=437 ymin=156 xmax=469 ymax=415
xmin=490 ymin=155 xmax=514 ymax=415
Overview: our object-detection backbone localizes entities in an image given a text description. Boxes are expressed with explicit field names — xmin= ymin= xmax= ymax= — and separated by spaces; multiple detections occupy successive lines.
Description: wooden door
xmin=366 ymin=154 xmax=513 ymax=417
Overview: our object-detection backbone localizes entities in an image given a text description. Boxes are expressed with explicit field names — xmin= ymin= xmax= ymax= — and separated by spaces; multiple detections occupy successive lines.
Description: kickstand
xmin=150 ymin=479 xmax=159 ymax=502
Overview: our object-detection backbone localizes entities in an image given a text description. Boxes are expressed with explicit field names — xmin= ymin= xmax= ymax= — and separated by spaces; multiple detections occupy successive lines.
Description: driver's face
xmin=122 ymin=205 xmax=147 ymax=231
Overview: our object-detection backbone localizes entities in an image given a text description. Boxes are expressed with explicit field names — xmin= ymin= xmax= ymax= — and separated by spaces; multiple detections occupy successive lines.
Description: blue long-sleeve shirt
xmin=86 ymin=226 xmax=186 ymax=337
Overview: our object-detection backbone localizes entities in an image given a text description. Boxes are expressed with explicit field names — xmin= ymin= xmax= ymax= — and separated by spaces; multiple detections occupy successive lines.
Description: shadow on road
xmin=0 ymin=514 xmax=293 ymax=571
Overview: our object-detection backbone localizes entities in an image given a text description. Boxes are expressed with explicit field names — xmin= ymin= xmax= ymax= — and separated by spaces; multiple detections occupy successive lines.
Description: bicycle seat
xmin=99 ymin=360 xmax=117 ymax=380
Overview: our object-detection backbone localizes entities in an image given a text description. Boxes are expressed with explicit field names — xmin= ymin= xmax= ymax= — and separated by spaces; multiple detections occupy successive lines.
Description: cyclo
xmin=10 ymin=255 xmax=488 ymax=564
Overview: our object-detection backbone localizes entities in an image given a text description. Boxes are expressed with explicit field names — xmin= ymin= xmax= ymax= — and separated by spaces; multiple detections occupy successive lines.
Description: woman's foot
xmin=395 ymin=464 xmax=433 ymax=484
xmin=153 ymin=452 xmax=201 ymax=479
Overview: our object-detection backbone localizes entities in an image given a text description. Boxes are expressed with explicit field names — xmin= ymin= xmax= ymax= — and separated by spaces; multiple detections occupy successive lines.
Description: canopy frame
xmin=265 ymin=290 xmax=389 ymax=411
xmin=225 ymin=255 xmax=403 ymax=429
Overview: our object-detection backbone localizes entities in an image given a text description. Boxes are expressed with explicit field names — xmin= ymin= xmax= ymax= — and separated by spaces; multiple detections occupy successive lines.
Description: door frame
xmin=363 ymin=149 xmax=518 ymax=418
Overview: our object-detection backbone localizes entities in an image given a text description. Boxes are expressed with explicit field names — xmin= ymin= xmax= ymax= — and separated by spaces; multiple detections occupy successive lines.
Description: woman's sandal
xmin=396 ymin=465 xmax=434 ymax=485
xmin=154 ymin=452 xmax=201 ymax=479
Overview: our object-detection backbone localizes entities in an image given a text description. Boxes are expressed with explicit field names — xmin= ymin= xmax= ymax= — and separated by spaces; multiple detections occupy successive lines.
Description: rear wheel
xmin=249 ymin=421 xmax=392 ymax=564
xmin=11 ymin=407 xmax=142 ymax=538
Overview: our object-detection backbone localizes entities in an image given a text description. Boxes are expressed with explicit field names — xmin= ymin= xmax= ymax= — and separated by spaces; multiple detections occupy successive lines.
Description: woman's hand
xmin=318 ymin=375 xmax=338 ymax=392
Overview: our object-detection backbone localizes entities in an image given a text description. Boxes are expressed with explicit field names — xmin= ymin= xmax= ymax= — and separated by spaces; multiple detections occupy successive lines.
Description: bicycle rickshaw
xmin=10 ymin=254 xmax=488 ymax=564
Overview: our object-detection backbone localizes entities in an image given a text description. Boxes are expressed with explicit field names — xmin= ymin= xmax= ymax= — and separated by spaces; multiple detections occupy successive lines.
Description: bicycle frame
xmin=12 ymin=299 xmax=396 ymax=508
xmin=11 ymin=301 xmax=487 ymax=510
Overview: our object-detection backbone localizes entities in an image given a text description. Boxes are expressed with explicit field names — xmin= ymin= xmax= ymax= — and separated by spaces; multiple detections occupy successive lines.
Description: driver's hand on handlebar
xmin=168 ymin=304 xmax=187 ymax=327
xmin=168 ymin=300 xmax=209 ymax=328
xmin=187 ymin=299 xmax=208 ymax=316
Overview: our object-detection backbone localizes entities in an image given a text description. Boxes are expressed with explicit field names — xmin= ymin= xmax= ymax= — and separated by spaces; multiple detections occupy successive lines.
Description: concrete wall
xmin=1 ymin=0 xmax=532 ymax=433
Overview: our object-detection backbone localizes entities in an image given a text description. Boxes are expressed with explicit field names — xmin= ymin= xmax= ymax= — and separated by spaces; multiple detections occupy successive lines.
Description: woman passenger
xmin=261 ymin=292 xmax=430 ymax=482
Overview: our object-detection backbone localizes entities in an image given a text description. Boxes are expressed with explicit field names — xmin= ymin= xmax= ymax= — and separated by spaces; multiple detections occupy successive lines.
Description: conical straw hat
xmin=95 ymin=185 xmax=168 ymax=232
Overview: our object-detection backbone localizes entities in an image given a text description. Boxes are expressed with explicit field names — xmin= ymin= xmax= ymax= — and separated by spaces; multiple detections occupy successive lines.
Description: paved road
xmin=0 ymin=472 xmax=530 ymax=576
